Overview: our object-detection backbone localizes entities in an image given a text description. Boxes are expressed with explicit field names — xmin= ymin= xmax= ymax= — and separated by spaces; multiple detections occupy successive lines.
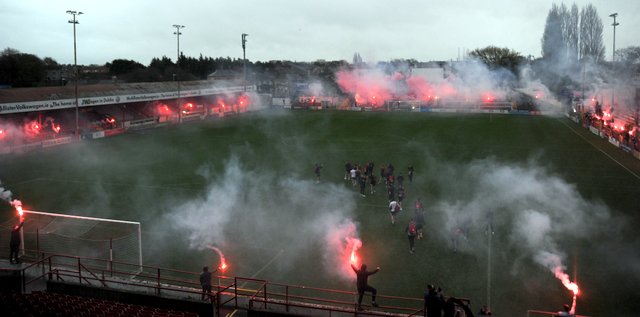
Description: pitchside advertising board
xmin=0 ymin=86 xmax=247 ymax=114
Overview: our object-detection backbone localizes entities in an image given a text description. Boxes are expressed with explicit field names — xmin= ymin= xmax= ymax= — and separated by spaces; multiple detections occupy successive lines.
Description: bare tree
xmin=541 ymin=4 xmax=563 ymax=62
xmin=579 ymin=4 xmax=605 ymax=62
xmin=566 ymin=4 xmax=580 ymax=61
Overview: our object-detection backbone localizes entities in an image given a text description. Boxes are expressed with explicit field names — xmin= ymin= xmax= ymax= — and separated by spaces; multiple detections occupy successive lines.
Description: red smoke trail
xmin=553 ymin=265 xmax=579 ymax=313
xmin=537 ymin=251 xmax=579 ymax=314
xmin=208 ymin=245 xmax=228 ymax=272
xmin=324 ymin=219 xmax=362 ymax=281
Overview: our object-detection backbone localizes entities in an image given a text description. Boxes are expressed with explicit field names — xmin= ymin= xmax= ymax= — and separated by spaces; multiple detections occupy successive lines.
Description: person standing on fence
xmin=200 ymin=266 xmax=213 ymax=301
xmin=351 ymin=263 xmax=380 ymax=310
xmin=9 ymin=220 xmax=24 ymax=264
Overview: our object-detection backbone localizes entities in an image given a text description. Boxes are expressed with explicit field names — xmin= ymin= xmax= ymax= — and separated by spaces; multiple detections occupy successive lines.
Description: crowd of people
xmin=332 ymin=161 xmax=495 ymax=315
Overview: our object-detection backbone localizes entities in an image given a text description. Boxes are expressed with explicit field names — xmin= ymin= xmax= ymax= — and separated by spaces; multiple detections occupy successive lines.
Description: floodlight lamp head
xmin=609 ymin=13 xmax=617 ymax=18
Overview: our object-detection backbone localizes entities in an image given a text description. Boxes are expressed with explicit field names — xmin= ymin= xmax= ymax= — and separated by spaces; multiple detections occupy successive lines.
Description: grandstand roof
xmin=0 ymin=80 xmax=221 ymax=103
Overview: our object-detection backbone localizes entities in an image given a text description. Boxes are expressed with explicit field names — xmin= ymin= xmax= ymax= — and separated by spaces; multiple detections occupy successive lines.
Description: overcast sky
xmin=1 ymin=0 xmax=638 ymax=66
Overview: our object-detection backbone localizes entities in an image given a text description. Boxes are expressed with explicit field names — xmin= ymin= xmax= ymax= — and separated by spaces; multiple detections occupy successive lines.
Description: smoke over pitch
xmin=431 ymin=157 xmax=610 ymax=281
xmin=0 ymin=180 xmax=22 ymax=215
xmin=166 ymin=156 xmax=360 ymax=282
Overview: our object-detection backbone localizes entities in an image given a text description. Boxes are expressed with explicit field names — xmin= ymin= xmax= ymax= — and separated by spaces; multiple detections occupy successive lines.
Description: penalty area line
xmin=239 ymin=249 xmax=284 ymax=289
xmin=558 ymin=118 xmax=640 ymax=181
xmin=250 ymin=249 xmax=284 ymax=279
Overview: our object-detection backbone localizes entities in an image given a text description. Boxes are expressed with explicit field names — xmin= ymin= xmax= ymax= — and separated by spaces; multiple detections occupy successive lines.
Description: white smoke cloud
xmin=165 ymin=155 xmax=361 ymax=282
xmin=0 ymin=180 xmax=22 ymax=213
xmin=0 ymin=181 xmax=12 ymax=202
xmin=166 ymin=157 xmax=243 ymax=249
xmin=431 ymin=157 xmax=611 ymax=280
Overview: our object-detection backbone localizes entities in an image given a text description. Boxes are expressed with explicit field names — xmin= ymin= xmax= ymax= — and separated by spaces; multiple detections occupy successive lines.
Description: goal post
xmin=19 ymin=209 xmax=142 ymax=271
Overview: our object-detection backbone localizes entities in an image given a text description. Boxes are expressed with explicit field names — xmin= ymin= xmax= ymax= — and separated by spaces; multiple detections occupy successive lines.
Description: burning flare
xmin=9 ymin=199 xmax=23 ymax=218
xmin=208 ymin=245 xmax=228 ymax=272
xmin=553 ymin=266 xmax=579 ymax=296
xmin=346 ymin=237 xmax=362 ymax=268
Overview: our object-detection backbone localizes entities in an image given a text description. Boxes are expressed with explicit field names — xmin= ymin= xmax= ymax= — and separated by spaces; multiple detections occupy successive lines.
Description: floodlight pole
xmin=67 ymin=10 xmax=83 ymax=142
xmin=242 ymin=33 xmax=248 ymax=92
xmin=173 ymin=24 xmax=185 ymax=123
xmin=609 ymin=13 xmax=619 ymax=62
xmin=609 ymin=13 xmax=619 ymax=109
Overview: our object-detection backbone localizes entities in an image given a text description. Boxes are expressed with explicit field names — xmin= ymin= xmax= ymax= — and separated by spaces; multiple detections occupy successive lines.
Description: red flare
xmin=10 ymin=199 xmax=23 ymax=217
xmin=208 ymin=245 xmax=228 ymax=272
xmin=346 ymin=237 xmax=362 ymax=269
xmin=350 ymin=248 xmax=358 ymax=265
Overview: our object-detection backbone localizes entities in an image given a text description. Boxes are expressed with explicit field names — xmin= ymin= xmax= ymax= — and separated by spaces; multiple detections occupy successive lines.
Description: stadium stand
xmin=0 ymin=290 xmax=199 ymax=317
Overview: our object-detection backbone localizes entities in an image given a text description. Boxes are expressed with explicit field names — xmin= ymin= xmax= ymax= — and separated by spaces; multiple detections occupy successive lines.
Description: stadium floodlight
xmin=609 ymin=13 xmax=619 ymax=62
xmin=67 ymin=10 xmax=83 ymax=142
xmin=609 ymin=13 xmax=619 ymax=109
xmin=173 ymin=25 xmax=185 ymax=123
xmin=242 ymin=33 xmax=248 ymax=92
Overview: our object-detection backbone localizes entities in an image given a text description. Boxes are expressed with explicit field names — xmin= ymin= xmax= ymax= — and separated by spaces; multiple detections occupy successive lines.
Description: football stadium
xmin=1 ymin=86 xmax=640 ymax=317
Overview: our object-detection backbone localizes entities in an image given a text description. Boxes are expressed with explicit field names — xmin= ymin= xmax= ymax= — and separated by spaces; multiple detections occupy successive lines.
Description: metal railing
xmin=9 ymin=252 xmax=429 ymax=316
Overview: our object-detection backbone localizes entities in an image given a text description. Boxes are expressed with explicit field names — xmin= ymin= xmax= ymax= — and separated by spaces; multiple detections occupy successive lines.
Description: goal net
xmin=5 ymin=210 xmax=142 ymax=271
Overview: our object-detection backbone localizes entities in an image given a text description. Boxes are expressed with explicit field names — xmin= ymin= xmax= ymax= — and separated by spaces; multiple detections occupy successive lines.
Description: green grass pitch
xmin=1 ymin=110 xmax=639 ymax=316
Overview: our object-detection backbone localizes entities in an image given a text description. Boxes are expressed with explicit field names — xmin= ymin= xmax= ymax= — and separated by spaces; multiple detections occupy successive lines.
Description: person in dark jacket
xmin=424 ymin=284 xmax=443 ymax=317
xmin=351 ymin=263 xmax=380 ymax=310
xmin=199 ymin=266 xmax=213 ymax=301
xmin=9 ymin=220 xmax=24 ymax=264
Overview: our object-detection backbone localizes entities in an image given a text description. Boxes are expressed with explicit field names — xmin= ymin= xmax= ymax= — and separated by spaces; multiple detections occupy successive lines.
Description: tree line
xmin=0 ymin=2 xmax=638 ymax=91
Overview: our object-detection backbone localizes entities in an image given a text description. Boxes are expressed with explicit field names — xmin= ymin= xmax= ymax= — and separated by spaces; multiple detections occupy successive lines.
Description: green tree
xmin=0 ymin=48 xmax=46 ymax=87
xmin=616 ymin=46 xmax=640 ymax=65
xmin=106 ymin=59 xmax=145 ymax=76
xmin=469 ymin=46 xmax=524 ymax=74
